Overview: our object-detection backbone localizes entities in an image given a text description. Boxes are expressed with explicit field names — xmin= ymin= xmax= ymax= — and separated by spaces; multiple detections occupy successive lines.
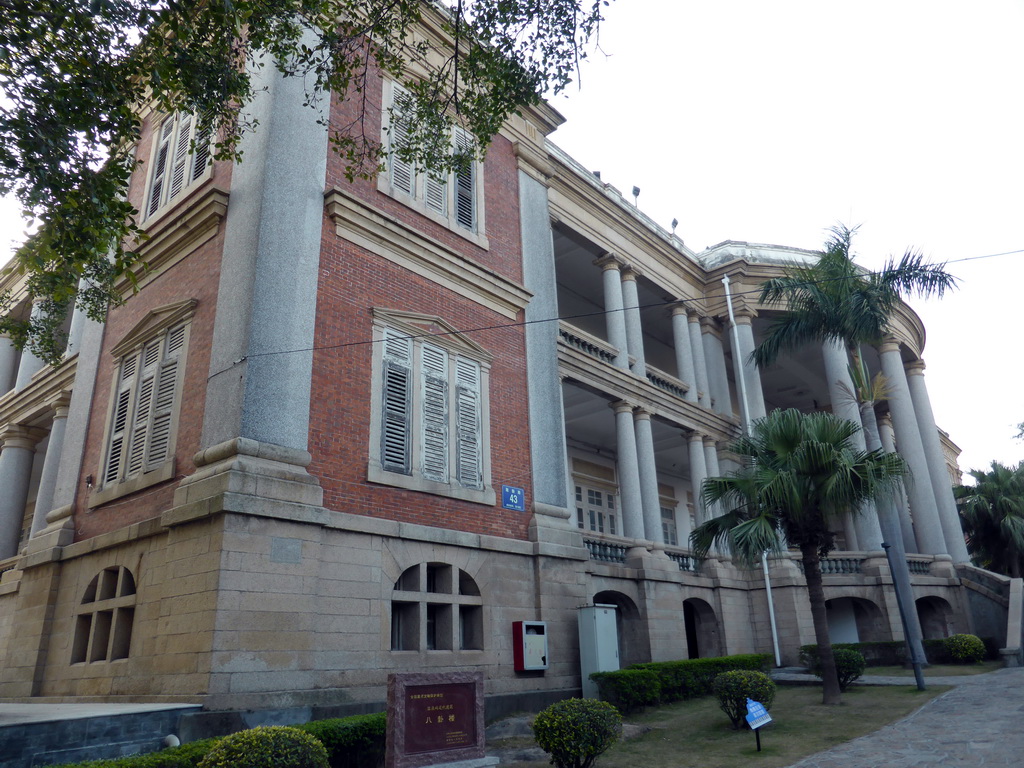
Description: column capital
xmin=593 ymin=252 xmax=625 ymax=271
xmin=0 ymin=424 xmax=47 ymax=450
xmin=620 ymin=265 xmax=640 ymax=282
xmin=732 ymin=307 xmax=757 ymax=324
xmin=879 ymin=412 xmax=894 ymax=430
xmin=700 ymin=316 xmax=724 ymax=337
xmin=686 ymin=429 xmax=706 ymax=443
xmin=904 ymin=359 xmax=927 ymax=376
xmin=610 ymin=399 xmax=635 ymax=415
xmin=878 ymin=336 xmax=902 ymax=355
xmin=48 ymin=391 xmax=73 ymax=418
xmin=668 ymin=300 xmax=694 ymax=317
xmin=633 ymin=407 xmax=653 ymax=422
xmin=702 ymin=436 xmax=720 ymax=449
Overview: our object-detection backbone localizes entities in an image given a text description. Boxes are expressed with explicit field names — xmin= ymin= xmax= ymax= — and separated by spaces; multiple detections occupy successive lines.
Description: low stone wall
xmin=0 ymin=705 xmax=199 ymax=768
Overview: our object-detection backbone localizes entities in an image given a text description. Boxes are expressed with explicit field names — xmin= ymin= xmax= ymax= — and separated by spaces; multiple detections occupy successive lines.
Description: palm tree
xmin=690 ymin=408 xmax=907 ymax=705
xmin=750 ymin=223 xmax=956 ymax=672
xmin=752 ymin=223 xmax=957 ymax=372
xmin=956 ymin=461 xmax=1024 ymax=578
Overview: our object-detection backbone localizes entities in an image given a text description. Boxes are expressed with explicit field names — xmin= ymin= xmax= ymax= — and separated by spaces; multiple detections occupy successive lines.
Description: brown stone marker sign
xmin=386 ymin=671 xmax=493 ymax=768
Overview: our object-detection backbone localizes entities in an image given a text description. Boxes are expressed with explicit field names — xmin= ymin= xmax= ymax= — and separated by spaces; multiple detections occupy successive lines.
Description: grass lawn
xmin=867 ymin=660 xmax=1001 ymax=677
xmin=495 ymin=684 xmax=948 ymax=768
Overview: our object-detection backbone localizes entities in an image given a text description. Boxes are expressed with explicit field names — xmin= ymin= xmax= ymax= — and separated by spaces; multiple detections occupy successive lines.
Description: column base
xmin=163 ymin=438 xmax=324 ymax=528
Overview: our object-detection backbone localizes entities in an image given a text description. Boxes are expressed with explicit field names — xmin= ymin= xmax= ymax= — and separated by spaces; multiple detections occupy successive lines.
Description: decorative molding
xmin=118 ymin=185 xmax=229 ymax=292
xmin=324 ymin=188 xmax=531 ymax=319
xmin=110 ymin=298 xmax=198 ymax=359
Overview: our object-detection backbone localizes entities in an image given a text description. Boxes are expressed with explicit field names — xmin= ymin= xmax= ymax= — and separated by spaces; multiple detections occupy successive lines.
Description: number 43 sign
xmin=502 ymin=485 xmax=525 ymax=512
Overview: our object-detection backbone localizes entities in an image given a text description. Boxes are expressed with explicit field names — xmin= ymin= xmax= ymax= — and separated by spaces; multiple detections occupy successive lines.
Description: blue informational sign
xmin=502 ymin=485 xmax=525 ymax=512
xmin=745 ymin=698 xmax=773 ymax=730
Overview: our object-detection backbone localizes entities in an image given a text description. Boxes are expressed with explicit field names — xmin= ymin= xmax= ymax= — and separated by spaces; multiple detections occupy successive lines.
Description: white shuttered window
xmin=144 ymin=113 xmax=212 ymax=219
xmin=103 ymin=323 xmax=186 ymax=486
xmin=384 ymin=83 xmax=480 ymax=234
xmin=376 ymin=325 xmax=485 ymax=493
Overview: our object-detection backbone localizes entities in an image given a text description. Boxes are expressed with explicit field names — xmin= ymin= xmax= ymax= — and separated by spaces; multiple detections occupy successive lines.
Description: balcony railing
xmin=583 ymin=538 xmax=628 ymax=564
xmin=667 ymin=551 xmax=701 ymax=573
xmin=558 ymin=323 xmax=618 ymax=365
xmin=0 ymin=555 xmax=19 ymax=580
xmin=906 ymin=558 xmax=932 ymax=576
xmin=645 ymin=364 xmax=689 ymax=400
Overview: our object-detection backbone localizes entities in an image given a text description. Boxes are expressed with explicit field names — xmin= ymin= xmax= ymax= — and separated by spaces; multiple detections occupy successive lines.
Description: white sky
xmin=546 ymin=0 xmax=1024 ymax=476
xmin=1 ymin=0 xmax=1022 ymax=475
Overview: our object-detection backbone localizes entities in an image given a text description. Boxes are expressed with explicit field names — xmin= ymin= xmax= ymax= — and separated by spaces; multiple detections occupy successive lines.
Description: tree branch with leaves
xmin=0 ymin=0 xmax=609 ymax=362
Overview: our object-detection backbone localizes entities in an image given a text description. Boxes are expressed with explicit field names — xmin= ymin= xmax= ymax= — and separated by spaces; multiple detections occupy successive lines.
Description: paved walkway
xmin=778 ymin=667 xmax=1024 ymax=767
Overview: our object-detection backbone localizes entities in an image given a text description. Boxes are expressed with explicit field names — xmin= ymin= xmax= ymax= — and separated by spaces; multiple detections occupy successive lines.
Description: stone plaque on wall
xmin=386 ymin=671 xmax=495 ymax=768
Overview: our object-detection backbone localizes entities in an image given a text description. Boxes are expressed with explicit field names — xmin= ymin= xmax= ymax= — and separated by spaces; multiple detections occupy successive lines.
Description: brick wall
xmin=310 ymin=76 xmax=534 ymax=541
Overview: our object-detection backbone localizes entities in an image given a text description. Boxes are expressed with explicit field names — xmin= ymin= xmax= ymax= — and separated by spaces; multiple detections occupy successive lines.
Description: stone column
xmin=821 ymin=340 xmax=884 ymax=551
xmin=703 ymin=437 xmax=723 ymax=556
xmin=612 ymin=401 xmax=645 ymax=540
xmin=29 ymin=395 xmax=72 ymax=537
xmin=0 ymin=425 xmax=46 ymax=558
xmin=905 ymin=360 xmax=970 ymax=562
xmin=633 ymin=408 xmax=664 ymax=544
xmin=878 ymin=339 xmax=945 ymax=555
xmin=701 ymin=317 xmax=732 ymax=417
xmin=620 ymin=267 xmax=646 ymax=378
xmin=14 ymin=303 xmax=47 ymax=390
xmin=687 ymin=432 xmax=709 ymax=527
xmin=595 ymin=255 xmax=630 ymax=370
xmin=520 ymin=170 xmax=572 ymax=520
xmin=687 ymin=311 xmax=712 ymax=409
xmin=0 ymin=334 xmax=18 ymax=395
xmin=670 ymin=304 xmax=697 ymax=403
xmin=201 ymin=36 xmax=329 ymax=454
xmin=732 ymin=309 xmax=767 ymax=421
xmin=63 ymin=280 xmax=90 ymax=358
xmin=878 ymin=413 xmax=918 ymax=553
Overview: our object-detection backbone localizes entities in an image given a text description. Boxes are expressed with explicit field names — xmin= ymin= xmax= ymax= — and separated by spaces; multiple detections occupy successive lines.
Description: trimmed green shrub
xmin=589 ymin=668 xmax=661 ymax=713
xmin=296 ymin=713 xmax=386 ymax=768
xmin=922 ymin=638 xmax=953 ymax=664
xmin=532 ymin=698 xmax=622 ymax=768
xmin=810 ymin=648 xmax=865 ymax=691
xmin=712 ymin=670 xmax=776 ymax=730
xmin=945 ymin=633 xmax=985 ymax=664
xmin=629 ymin=653 xmax=772 ymax=702
xmin=198 ymin=726 xmax=328 ymax=768
xmin=41 ymin=739 xmax=219 ymax=768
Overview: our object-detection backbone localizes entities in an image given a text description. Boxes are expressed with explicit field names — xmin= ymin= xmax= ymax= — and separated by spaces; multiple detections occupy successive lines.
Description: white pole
xmin=723 ymin=274 xmax=781 ymax=667
xmin=762 ymin=551 xmax=782 ymax=667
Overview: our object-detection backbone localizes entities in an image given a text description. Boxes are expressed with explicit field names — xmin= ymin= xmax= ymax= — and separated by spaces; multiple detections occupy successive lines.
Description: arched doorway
xmin=825 ymin=597 xmax=885 ymax=643
xmin=683 ymin=598 xmax=720 ymax=659
xmin=593 ymin=590 xmax=648 ymax=667
xmin=916 ymin=596 xmax=954 ymax=639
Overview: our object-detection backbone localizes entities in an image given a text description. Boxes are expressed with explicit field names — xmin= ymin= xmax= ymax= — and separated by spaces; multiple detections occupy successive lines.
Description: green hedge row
xmin=799 ymin=641 xmax=905 ymax=668
xmin=41 ymin=713 xmax=386 ymax=768
xmin=590 ymin=653 xmax=771 ymax=713
xmin=801 ymin=637 xmax=1000 ymax=668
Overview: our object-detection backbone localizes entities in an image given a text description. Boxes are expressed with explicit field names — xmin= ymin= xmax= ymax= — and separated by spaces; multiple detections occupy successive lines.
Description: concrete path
xmin=780 ymin=667 xmax=1024 ymax=767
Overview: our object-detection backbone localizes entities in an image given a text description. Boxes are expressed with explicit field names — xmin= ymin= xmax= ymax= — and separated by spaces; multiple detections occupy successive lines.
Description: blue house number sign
xmin=502 ymin=485 xmax=525 ymax=512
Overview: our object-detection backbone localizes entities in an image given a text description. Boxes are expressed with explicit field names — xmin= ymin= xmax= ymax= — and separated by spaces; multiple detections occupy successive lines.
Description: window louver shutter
xmin=390 ymin=86 xmax=415 ymax=195
xmin=420 ymin=343 xmax=449 ymax=483
xmin=104 ymin=354 xmax=138 ymax=484
xmin=454 ymin=358 xmax=482 ymax=488
xmin=382 ymin=330 xmax=413 ymax=474
xmin=168 ymin=113 xmax=193 ymax=201
xmin=146 ymin=119 xmax=175 ymax=217
xmin=126 ymin=340 xmax=160 ymax=477
xmin=145 ymin=324 xmax=184 ymax=469
xmin=425 ymin=173 xmax=446 ymax=215
xmin=190 ymin=121 xmax=212 ymax=183
xmin=454 ymin=128 xmax=476 ymax=230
